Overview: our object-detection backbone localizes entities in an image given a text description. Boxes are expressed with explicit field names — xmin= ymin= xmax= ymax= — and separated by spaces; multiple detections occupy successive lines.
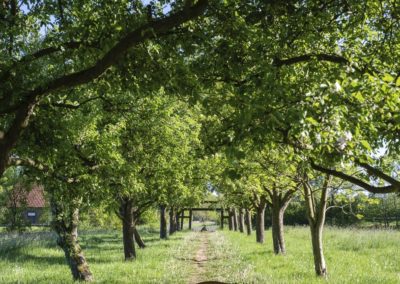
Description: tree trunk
xmin=180 ymin=210 xmax=184 ymax=230
xmin=160 ymin=205 xmax=168 ymax=239
xmin=228 ymin=208 xmax=234 ymax=231
xmin=233 ymin=208 xmax=238 ymax=231
xmin=270 ymin=189 xmax=294 ymax=255
xmin=175 ymin=211 xmax=181 ymax=231
xmin=51 ymin=201 xmax=93 ymax=281
xmin=120 ymin=199 xmax=136 ymax=261
xmin=238 ymin=209 xmax=245 ymax=233
xmin=133 ymin=226 xmax=146 ymax=249
xmin=220 ymin=209 xmax=224 ymax=229
xmin=310 ymin=223 xmax=326 ymax=276
xmin=169 ymin=208 xmax=176 ymax=235
xmin=255 ymin=202 xmax=266 ymax=243
xmin=245 ymin=209 xmax=252 ymax=235
xmin=303 ymin=175 xmax=331 ymax=277
xmin=271 ymin=203 xmax=286 ymax=254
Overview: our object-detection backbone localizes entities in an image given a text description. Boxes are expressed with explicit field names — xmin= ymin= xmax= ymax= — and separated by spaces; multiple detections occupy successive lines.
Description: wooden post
xmin=180 ymin=210 xmax=184 ymax=230
xmin=220 ymin=209 xmax=224 ymax=229
xmin=189 ymin=209 xmax=193 ymax=230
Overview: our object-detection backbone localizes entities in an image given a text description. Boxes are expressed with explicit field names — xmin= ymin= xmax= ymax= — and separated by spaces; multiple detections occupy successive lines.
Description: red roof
xmin=26 ymin=185 xmax=46 ymax=208
xmin=7 ymin=184 xmax=46 ymax=208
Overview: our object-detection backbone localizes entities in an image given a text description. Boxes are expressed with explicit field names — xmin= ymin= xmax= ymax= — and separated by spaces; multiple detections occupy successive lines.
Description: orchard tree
xmin=100 ymin=94 xmax=204 ymax=257
xmin=0 ymin=0 xmax=208 ymax=176
xmin=14 ymin=104 xmax=110 ymax=281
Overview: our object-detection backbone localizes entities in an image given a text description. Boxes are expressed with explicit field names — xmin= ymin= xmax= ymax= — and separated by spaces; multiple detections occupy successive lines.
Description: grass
xmin=1 ymin=225 xmax=400 ymax=283
xmin=221 ymin=226 xmax=400 ymax=283
xmin=0 ymin=226 xmax=196 ymax=283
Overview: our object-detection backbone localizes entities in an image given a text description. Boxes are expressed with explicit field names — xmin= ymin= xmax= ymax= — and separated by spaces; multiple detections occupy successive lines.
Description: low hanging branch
xmin=310 ymin=161 xmax=399 ymax=194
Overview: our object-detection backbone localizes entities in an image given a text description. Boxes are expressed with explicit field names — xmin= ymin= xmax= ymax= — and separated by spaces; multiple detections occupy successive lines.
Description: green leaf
xmin=353 ymin=92 xmax=365 ymax=103
xmin=305 ymin=117 xmax=318 ymax=126
xmin=360 ymin=140 xmax=372 ymax=151
xmin=382 ymin=73 xmax=394 ymax=83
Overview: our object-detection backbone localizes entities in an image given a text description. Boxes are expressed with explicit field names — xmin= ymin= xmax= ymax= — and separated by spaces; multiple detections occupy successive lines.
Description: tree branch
xmin=273 ymin=53 xmax=349 ymax=67
xmin=355 ymin=159 xmax=400 ymax=188
xmin=310 ymin=161 xmax=399 ymax=194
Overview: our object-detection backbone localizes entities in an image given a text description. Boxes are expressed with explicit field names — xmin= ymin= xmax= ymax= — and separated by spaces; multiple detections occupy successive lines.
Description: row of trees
xmin=1 ymin=0 xmax=399 ymax=281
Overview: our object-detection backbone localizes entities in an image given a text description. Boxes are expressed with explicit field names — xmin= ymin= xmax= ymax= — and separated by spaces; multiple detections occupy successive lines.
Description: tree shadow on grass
xmin=0 ymin=249 xmax=66 ymax=266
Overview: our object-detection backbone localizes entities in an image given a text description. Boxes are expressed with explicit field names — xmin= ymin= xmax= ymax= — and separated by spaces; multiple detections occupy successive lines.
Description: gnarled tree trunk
xmin=269 ymin=190 xmax=293 ymax=255
xmin=255 ymin=199 xmax=266 ymax=243
xmin=245 ymin=209 xmax=252 ymax=235
xmin=271 ymin=202 xmax=287 ymax=254
xmin=51 ymin=200 xmax=93 ymax=281
xmin=303 ymin=174 xmax=331 ymax=277
xmin=160 ymin=205 xmax=168 ymax=239
xmin=119 ymin=198 xmax=136 ymax=260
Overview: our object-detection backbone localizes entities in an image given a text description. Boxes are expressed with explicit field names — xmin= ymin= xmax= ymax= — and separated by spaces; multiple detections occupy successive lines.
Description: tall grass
xmin=221 ymin=226 xmax=400 ymax=283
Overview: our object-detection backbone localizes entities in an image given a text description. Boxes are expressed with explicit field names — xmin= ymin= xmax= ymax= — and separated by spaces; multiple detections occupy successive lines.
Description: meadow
xmin=0 ymin=226 xmax=399 ymax=283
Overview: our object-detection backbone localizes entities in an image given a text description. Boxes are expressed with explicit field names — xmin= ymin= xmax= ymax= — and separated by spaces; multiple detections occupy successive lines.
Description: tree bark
xmin=220 ymin=209 xmax=224 ymax=229
xmin=255 ymin=201 xmax=266 ymax=243
xmin=120 ymin=198 xmax=136 ymax=261
xmin=270 ymin=189 xmax=294 ymax=255
xmin=51 ymin=200 xmax=93 ymax=281
xmin=238 ymin=208 xmax=245 ymax=233
xmin=303 ymin=175 xmax=331 ymax=277
xmin=271 ymin=203 xmax=287 ymax=254
xmin=233 ymin=208 xmax=238 ymax=231
xmin=245 ymin=209 xmax=252 ymax=235
xmin=169 ymin=208 xmax=176 ymax=235
xmin=175 ymin=211 xmax=181 ymax=231
xmin=133 ymin=226 xmax=146 ymax=249
xmin=228 ymin=208 xmax=234 ymax=231
xmin=160 ymin=205 xmax=168 ymax=239
xmin=310 ymin=222 xmax=326 ymax=276
xmin=180 ymin=210 xmax=184 ymax=230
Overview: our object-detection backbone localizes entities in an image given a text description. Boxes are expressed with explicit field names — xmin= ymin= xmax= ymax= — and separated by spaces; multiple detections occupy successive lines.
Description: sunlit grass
xmin=1 ymin=226 xmax=400 ymax=283
xmin=221 ymin=226 xmax=400 ymax=283
xmin=0 ymin=227 xmax=196 ymax=283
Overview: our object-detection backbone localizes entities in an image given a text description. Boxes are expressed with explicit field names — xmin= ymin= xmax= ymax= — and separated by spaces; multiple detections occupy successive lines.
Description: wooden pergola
xmin=178 ymin=201 xmax=229 ymax=230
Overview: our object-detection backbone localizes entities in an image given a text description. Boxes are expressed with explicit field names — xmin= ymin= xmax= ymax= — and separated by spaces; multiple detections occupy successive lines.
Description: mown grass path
xmin=188 ymin=232 xmax=209 ymax=284
xmin=182 ymin=230 xmax=253 ymax=284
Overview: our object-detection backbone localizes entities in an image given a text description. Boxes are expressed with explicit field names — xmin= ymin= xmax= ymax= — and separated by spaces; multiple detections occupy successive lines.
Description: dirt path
xmin=188 ymin=232 xmax=210 ymax=284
